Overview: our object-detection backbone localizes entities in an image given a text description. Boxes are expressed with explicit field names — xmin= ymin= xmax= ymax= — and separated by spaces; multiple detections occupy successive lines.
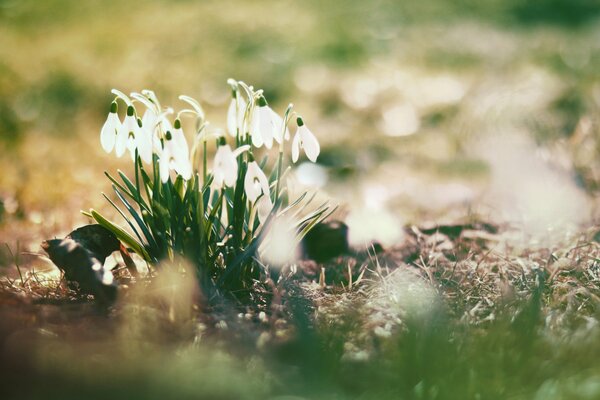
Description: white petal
xmin=158 ymin=115 xmax=173 ymax=136
xmin=227 ymin=97 xmax=247 ymax=137
xmin=224 ymin=155 xmax=238 ymax=187
xmin=142 ymin=109 xmax=157 ymax=136
xmin=137 ymin=126 xmax=153 ymax=164
xmin=115 ymin=116 xmax=133 ymax=158
xmin=127 ymin=135 xmax=137 ymax=162
xmin=232 ymin=144 xmax=251 ymax=158
xmin=257 ymin=195 xmax=274 ymax=224
xmin=172 ymin=127 xmax=189 ymax=159
xmin=271 ymin=109 xmax=285 ymax=144
xmin=244 ymin=161 xmax=270 ymax=202
xmin=100 ymin=112 xmax=119 ymax=153
xmin=300 ymin=126 xmax=320 ymax=162
xmin=255 ymin=165 xmax=270 ymax=198
xmin=213 ymin=168 xmax=224 ymax=189
xmin=250 ymin=108 xmax=264 ymax=148
xmin=227 ymin=99 xmax=237 ymax=137
xmin=159 ymin=147 xmax=171 ymax=183
xmin=291 ymin=130 xmax=301 ymax=163
xmin=237 ymin=97 xmax=247 ymax=136
xmin=244 ymin=172 xmax=260 ymax=202
xmin=213 ymin=145 xmax=238 ymax=188
xmin=259 ymin=107 xmax=274 ymax=149
xmin=175 ymin=157 xmax=192 ymax=180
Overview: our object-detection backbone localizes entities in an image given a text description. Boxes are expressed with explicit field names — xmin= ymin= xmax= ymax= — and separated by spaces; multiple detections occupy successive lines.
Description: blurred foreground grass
xmin=2 ymin=0 xmax=600 ymax=399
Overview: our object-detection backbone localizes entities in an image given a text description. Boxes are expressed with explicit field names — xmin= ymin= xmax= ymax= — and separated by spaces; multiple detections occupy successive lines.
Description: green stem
xmin=275 ymin=146 xmax=284 ymax=201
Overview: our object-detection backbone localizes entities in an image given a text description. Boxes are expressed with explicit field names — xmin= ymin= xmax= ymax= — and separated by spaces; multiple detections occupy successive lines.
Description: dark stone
xmin=301 ymin=221 xmax=349 ymax=263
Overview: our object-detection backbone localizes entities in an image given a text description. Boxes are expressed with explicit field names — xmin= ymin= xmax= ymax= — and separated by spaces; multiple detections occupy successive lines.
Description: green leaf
xmin=90 ymin=209 xmax=151 ymax=261
xmin=113 ymin=185 xmax=159 ymax=251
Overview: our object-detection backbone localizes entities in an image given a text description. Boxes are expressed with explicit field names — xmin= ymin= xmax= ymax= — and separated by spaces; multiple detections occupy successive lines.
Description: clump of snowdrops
xmin=86 ymin=79 xmax=332 ymax=297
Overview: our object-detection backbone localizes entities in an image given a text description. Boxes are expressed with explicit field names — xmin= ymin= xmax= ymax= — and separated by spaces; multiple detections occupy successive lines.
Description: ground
xmin=1 ymin=0 xmax=600 ymax=399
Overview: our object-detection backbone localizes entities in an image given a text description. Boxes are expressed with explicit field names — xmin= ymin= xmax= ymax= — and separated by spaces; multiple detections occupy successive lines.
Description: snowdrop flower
xmin=140 ymin=108 xmax=163 ymax=155
xmin=135 ymin=117 xmax=154 ymax=164
xmin=122 ymin=115 xmax=152 ymax=164
xmin=155 ymin=109 xmax=174 ymax=152
xmin=250 ymin=96 xmax=281 ymax=149
xmin=256 ymin=194 xmax=274 ymax=224
xmin=100 ymin=102 xmax=120 ymax=153
xmin=272 ymin=109 xmax=290 ymax=143
xmin=244 ymin=160 xmax=270 ymax=202
xmin=212 ymin=139 xmax=250 ymax=189
xmin=227 ymin=91 xmax=247 ymax=138
xmin=159 ymin=119 xmax=192 ymax=182
xmin=244 ymin=159 xmax=274 ymax=223
xmin=141 ymin=108 xmax=157 ymax=137
xmin=115 ymin=105 xmax=137 ymax=158
xmin=291 ymin=116 xmax=320 ymax=163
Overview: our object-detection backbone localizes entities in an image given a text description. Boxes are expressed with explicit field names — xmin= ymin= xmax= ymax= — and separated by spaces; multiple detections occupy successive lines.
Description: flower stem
xmin=275 ymin=146 xmax=284 ymax=201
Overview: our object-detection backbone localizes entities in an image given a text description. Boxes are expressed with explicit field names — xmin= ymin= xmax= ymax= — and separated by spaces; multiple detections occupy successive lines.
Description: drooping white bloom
xmin=141 ymin=108 xmax=157 ymax=137
xmin=250 ymin=98 xmax=276 ymax=149
xmin=159 ymin=119 xmax=192 ymax=182
xmin=115 ymin=105 xmax=137 ymax=158
xmin=227 ymin=93 xmax=247 ymax=138
xmin=125 ymin=119 xmax=140 ymax=161
xmin=136 ymin=117 xmax=153 ymax=164
xmin=244 ymin=161 xmax=270 ymax=202
xmin=270 ymin=110 xmax=290 ymax=144
xmin=100 ymin=102 xmax=120 ymax=153
xmin=171 ymin=119 xmax=190 ymax=161
xmin=156 ymin=109 xmax=174 ymax=152
xmin=291 ymin=117 xmax=320 ymax=163
xmin=213 ymin=144 xmax=238 ymax=188
xmin=256 ymin=194 xmax=274 ymax=224
xmin=123 ymin=116 xmax=153 ymax=164
xmin=212 ymin=142 xmax=250 ymax=189
xmin=140 ymin=108 xmax=161 ymax=156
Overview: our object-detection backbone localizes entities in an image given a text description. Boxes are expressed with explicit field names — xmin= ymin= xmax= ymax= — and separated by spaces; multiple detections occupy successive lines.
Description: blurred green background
xmin=2 ymin=1 xmax=600 ymax=399
xmin=1 ymin=0 xmax=600 ymax=244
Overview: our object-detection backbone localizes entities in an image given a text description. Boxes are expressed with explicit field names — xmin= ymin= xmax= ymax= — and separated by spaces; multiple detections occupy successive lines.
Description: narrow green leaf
xmin=90 ymin=209 xmax=151 ymax=261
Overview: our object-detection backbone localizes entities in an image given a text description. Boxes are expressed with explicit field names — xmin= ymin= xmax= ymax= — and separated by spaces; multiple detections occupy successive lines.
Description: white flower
xmin=158 ymin=112 xmax=173 ymax=134
xmin=115 ymin=105 xmax=137 ymax=158
xmin=250 ymin=98 xmax=289 ymax=149
xmin=141 ymin=108 xmax=157 ymax=137
xmin=136 ymin=117 xmax=154 ymax=164
xmin=140 ymin=108 xmax=161 ymax=156
xmin=122 ymin=116 xmax=153 ymax=164
xmin=244 ymin=161 xmax=270 ymax=202
xmin=100 ymin=102 xmax=120 ymax=153
xmin=291 ymin=117 xmax=320 ymax=163
xmin=154 ymin=109 xmax=174 ymax=153
xmin=227 ymin=94 xmax=247 ymax=138
xmin=212 ymin=142 xmax=250 ymax=189
xmin=171 ymin=119 xmax=189 ymax=160
xmin=250 ymin=98 xmax=278 ymax=148
xmin=256 ymin=194 xmax=274 ymax=224
xmin=158 ymin=119 xmax=192 ymax=182
xmin=271 ymin=109 xmax=290 ymax=144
